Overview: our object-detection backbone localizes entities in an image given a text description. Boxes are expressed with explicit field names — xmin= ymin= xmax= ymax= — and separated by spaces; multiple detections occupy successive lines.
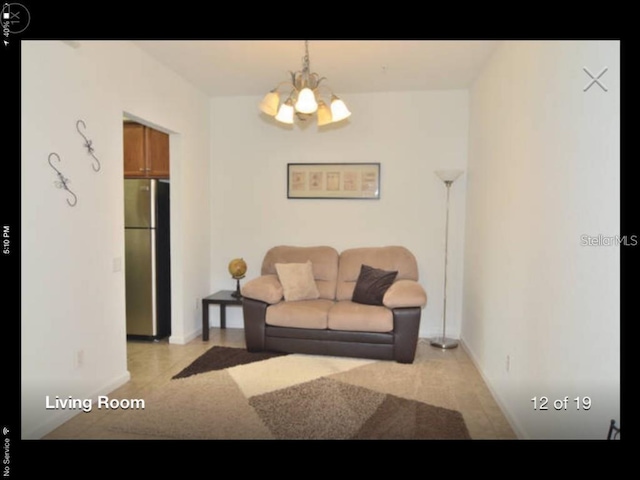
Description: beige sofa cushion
xmin=336 ymin=246 xmax=419 ymax=301
xmin=266 ymin=299 xmax=334 ymax=329
xmin=275 ymin=260 xmax=320 ymax=302
xmin=328 ymin=300 xmax=393 ymax=333
xmin=241 ymin=274 xmax=283 ymax=304
xmin=261 ymin=246 xmax=339 ymax=300
xmin=383 ymin=280 xmax=427 ymax=308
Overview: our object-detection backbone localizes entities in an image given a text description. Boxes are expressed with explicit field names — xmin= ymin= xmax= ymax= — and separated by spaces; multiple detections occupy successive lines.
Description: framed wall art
xmin=287 ymin=163 xmax=380 ymax=199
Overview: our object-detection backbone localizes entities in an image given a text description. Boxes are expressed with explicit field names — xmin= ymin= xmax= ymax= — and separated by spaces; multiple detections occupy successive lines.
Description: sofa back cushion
xmin=336 ymin=246 xmax=419 ymax=301
xmin=261 ymin=246 xmax=339 ymax=300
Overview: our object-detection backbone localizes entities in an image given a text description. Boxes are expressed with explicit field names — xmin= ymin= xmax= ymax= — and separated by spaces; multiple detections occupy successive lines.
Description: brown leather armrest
xmin=242 ymin=298 xmax=268 ymax=351
xmin=393 ymin=307 xmax=421 ymax=363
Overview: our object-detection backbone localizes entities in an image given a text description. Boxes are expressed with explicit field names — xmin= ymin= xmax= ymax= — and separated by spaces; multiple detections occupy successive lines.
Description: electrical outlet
xmin=506 ymin=354 xmax=510 ymax=373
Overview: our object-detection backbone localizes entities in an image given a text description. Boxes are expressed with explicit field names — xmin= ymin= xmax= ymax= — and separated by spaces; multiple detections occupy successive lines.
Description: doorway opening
xmin=122 ymin=114 xmax=172 ymax=342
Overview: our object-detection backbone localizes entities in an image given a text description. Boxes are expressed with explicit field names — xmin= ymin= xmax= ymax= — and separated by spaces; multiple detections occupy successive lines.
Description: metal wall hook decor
xmin=48 ymin=152 xmax=78 ymax=207
xmin=76 ymin=119 xmax=101 ymax=172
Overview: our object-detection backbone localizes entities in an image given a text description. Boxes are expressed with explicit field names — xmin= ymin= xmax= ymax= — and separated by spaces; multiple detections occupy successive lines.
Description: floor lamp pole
xmin=431 ymin=170 xmax=462 ymax=349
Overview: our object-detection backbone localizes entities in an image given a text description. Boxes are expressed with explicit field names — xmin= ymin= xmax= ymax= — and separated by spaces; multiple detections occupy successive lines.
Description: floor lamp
xmin=431 ymin=169 xmax=464 ymax=349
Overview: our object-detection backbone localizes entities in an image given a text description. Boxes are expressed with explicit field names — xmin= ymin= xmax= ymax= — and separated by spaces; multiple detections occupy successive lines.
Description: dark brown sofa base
xmin=242 ymin=298 xmax=421 ymax=364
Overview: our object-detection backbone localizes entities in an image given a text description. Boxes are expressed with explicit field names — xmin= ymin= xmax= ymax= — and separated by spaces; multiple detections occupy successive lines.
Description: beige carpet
xmin=105 ymin=348 xmax=471 ymax=440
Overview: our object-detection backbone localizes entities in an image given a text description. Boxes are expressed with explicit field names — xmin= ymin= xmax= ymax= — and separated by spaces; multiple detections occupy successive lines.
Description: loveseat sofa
xmin=241 ymin=245 xmax=427 ymax=363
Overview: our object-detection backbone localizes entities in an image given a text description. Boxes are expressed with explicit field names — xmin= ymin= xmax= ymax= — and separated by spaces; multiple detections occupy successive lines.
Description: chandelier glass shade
xmin=259 ymin=41 xmax=351 ymax=127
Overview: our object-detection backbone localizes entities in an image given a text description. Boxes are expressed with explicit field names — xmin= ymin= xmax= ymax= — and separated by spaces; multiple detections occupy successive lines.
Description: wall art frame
xmin=287 ymin=163 xmax=381 ymax=199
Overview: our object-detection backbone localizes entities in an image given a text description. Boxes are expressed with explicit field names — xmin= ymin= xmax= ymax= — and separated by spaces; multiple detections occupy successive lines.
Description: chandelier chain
xmin=302 ymin=40 xmax=310 ymax=82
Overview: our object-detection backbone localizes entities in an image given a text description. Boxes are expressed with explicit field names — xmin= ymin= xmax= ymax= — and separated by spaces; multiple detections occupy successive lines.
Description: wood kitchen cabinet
xmin=123 ymin=122 xmax=170 ymax=178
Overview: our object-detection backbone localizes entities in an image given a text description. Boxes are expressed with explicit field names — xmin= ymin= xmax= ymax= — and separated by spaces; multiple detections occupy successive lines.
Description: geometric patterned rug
xmin=249 ymin=377 xmax=471 ymax=439
xmin=105 ymin=347 xmax=471 ymax=440
xmin=172 ymin=346 xmax=289 ymax=379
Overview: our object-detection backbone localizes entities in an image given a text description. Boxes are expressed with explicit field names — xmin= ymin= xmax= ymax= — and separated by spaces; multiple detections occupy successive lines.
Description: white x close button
xmin=583 ymin=67 xmax=608 ymax=92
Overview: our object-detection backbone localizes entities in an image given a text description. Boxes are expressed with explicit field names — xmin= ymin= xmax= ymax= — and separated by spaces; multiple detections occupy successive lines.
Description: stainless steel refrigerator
xmin=124 ymin=179 xmax=171 ymax=340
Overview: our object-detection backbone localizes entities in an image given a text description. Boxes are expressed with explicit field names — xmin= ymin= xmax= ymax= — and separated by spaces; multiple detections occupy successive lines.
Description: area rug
xmin=104 ymin=348 xmax=472 ymax=440
xmin=172 ymin=346 xmax=288 ymax=379
xmin=249 ymin=377 xmax=470 ymax=439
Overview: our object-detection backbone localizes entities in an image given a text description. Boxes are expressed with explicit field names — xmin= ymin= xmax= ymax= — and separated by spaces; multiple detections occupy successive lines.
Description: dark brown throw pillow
xmin=352 ymin=264 xmax=398 ymax=306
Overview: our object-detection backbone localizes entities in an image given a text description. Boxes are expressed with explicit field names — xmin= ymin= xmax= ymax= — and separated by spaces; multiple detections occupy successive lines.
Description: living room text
xmin=45 ymin=395 xmax=145 ymax=413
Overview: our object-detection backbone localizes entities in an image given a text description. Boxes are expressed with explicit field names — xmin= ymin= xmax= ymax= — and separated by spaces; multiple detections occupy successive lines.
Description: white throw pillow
xmin=275 ymin=260 xmax=320 ymax=302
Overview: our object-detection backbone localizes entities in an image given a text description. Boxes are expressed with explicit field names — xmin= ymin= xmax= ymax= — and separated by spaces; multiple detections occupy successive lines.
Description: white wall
xmin=21 ymin=41 xmax=211 ymax=439
xmin=209 ymin=90 xmax=469 ymax=340
xmin=463 ymin=40 xmax=620 ymax=439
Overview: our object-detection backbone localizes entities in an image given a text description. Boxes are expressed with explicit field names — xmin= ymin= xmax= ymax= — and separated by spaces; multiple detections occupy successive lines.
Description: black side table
xmin=202 ymin=290 xmax=243 ymax=341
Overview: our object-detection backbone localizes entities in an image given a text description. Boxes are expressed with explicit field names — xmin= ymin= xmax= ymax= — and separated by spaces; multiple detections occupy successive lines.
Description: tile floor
xmin=42 ymin=328 xmax=517 ymax=440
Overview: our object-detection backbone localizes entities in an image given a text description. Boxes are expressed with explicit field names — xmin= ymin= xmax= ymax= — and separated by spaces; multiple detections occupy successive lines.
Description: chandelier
xmin=259 ymin=40 xmax=351 ymax=126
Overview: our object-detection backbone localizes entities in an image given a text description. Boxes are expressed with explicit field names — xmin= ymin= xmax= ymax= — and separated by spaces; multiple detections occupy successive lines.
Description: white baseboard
xmin=169 ymin=329 xmax=200 ymax=344
xmin=458 ymin=337 xmax=525 ymax=439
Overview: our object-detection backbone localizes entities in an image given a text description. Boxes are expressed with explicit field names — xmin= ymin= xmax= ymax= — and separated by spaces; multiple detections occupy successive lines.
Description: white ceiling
xmin=133 ymin=40 xmax=501 ymax=97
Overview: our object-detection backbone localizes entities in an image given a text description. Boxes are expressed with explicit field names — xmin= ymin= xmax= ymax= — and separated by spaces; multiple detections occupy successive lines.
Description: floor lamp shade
xmin=431 ymin=169 xmax=464 ymax=349
xmin=435 ymin=169 xmax=464 ymax=183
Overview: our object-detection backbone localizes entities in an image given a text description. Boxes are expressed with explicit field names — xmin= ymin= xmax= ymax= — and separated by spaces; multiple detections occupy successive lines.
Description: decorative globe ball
xmin=228 ymin=258 xmax=247 ymax=279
